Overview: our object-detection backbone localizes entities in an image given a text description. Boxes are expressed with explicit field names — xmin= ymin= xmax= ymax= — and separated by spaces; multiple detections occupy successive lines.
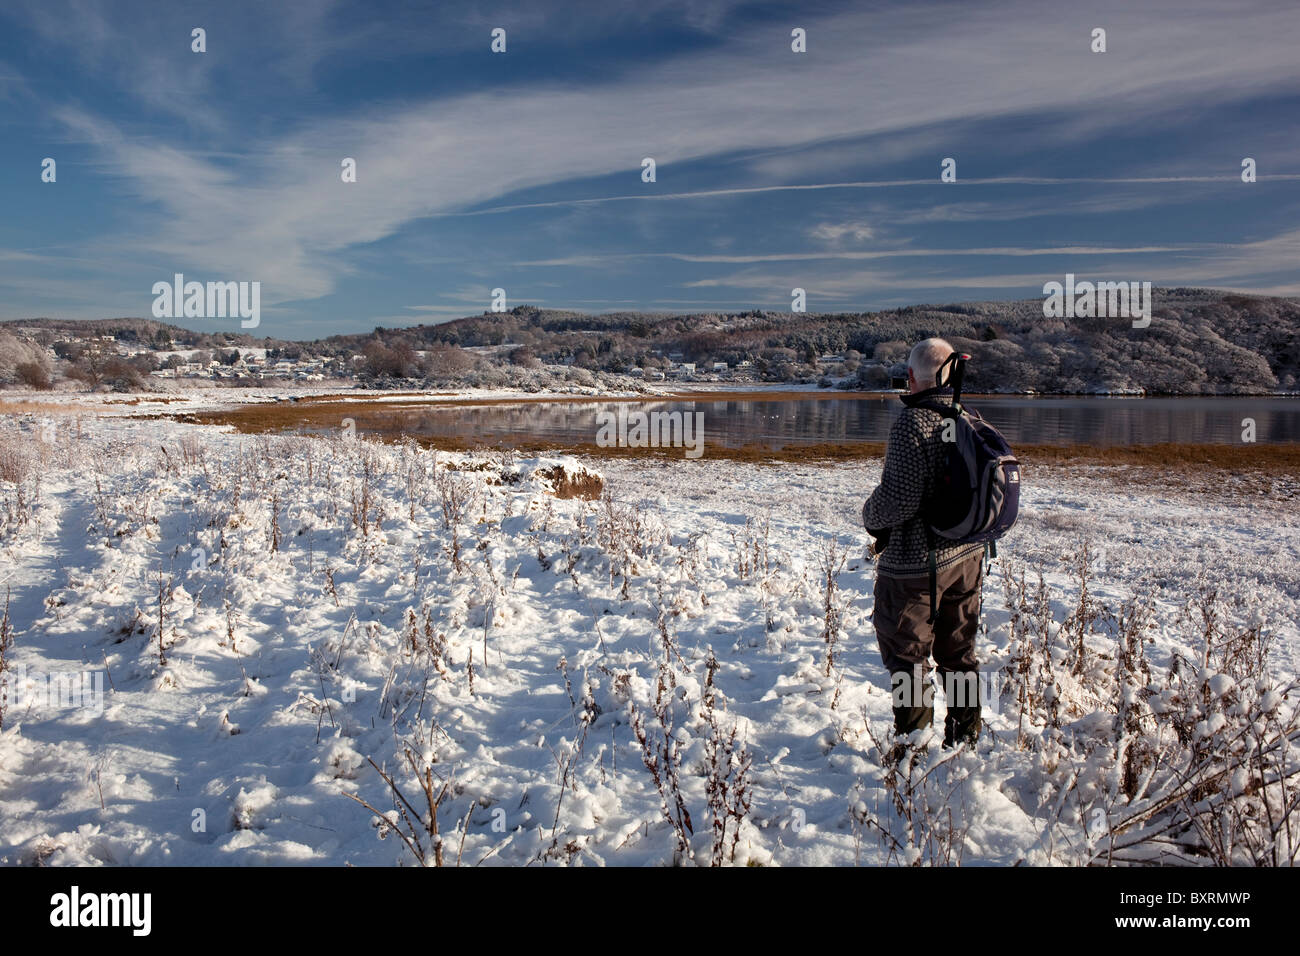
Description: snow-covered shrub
xmin=0 ymin=333 xmax=53 ymax=387
xmin=0 ymin=590 xmax=13 ymax=731
xmin=0 ymin=426 xmax=42 ymax=543
xmin=995 ymin=545 xmax=1300 ymax=865
xmin=701 ymin=649 xmax=754 ymax=865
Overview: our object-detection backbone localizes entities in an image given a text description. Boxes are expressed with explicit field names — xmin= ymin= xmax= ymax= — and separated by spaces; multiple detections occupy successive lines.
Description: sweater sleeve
xmin=862 ymin=411 xmax=929 ymax=531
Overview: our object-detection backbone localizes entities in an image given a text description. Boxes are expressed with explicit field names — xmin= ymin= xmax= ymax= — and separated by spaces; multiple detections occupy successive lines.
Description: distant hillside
xmin=1 ymin=317 xmax=299 ymax=351
xmin=0 ymin=317 xmax=294 ymax=351
xmin=6 ymin=288 xmax=1298 ymax=394
xmin=311 ymin=287 xmax=1300 ymax=394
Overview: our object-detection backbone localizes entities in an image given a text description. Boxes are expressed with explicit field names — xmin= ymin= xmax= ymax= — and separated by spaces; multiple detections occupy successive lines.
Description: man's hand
xmin=867 ymin=527 xmax=891 ymax=559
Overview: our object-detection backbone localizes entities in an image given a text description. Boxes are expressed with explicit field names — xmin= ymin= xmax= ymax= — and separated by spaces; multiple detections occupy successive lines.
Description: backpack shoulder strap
xmin=925 ymin=527 xmax=939 ymax=625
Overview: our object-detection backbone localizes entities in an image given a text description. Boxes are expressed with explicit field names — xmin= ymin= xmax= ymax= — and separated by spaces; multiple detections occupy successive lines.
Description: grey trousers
xmin=871 ymin=550 xmax=983 ymax=705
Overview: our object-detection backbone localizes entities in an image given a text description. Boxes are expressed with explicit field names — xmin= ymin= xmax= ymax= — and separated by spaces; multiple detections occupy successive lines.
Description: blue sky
xmin=1 ymin=0 xmax=1298 ymax=339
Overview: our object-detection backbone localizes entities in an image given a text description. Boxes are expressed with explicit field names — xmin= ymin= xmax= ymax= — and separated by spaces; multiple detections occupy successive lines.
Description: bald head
xmin=908 ymin=338 xmax=955 ymax=391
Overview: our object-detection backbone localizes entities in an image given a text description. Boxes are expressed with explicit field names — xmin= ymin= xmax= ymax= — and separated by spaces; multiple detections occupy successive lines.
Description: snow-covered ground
xmin=0 ymin=413 xmax=1296 ymax=866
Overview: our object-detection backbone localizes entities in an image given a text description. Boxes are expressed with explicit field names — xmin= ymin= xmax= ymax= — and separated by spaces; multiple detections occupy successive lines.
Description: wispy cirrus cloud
xmin=1 ymin=0 xmax=1299 ymax=329
xmin=518 ymin=243 xmax=1199 ymax=267
xmin=808 ymin=220 xmax=875 ymax=243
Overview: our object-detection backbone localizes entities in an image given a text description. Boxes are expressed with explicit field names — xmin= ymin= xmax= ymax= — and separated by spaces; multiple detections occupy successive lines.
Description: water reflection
xmin=397 ymin=396 xmax=1300 ymax=448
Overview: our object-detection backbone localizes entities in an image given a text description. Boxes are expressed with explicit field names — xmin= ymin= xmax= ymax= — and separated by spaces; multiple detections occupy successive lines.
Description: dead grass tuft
xmin=538 ymin=464 xmax=604 ymax=500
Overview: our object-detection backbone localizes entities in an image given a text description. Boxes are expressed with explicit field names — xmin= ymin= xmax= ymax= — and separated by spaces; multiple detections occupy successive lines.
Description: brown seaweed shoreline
xmin=168 ymin=398 xmax=1300 ymax=474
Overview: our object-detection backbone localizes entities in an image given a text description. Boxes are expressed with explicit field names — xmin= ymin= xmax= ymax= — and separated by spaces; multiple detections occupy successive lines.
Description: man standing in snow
xmin=862 ymin=338 xmax=985 ymax=749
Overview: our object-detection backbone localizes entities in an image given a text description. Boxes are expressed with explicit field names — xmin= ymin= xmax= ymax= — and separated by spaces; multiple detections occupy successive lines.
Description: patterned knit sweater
xmin=862 ymin=386 xmax=984 ymax=578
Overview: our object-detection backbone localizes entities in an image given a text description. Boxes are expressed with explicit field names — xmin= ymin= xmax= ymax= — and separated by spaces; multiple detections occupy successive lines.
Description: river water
xmin=394 ymin=395 xmax=1300 ymax=448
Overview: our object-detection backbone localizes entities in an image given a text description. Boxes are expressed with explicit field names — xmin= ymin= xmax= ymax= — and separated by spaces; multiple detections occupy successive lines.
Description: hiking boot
xmin=893 ymin=703 xmax=934 ymax=736
xmin=888 ymin=704 xmax=932 ymax=758
xmin=940 ymin=669 xmax=982 ymax=749
xmin=942 ymin=706 xmax=981 ymax=749
xmin=886 ymin=671 xmax=934 ymax=762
